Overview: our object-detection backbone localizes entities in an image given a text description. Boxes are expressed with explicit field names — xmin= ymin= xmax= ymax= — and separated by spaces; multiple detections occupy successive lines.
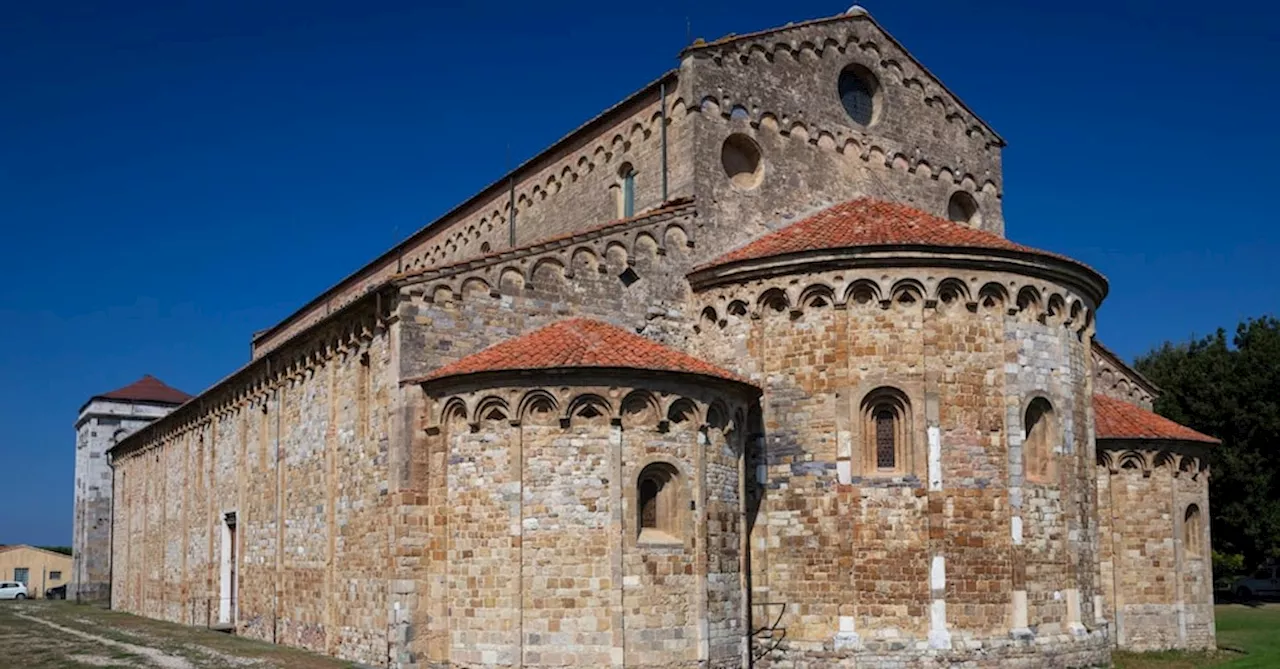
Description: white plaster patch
xmin=1011 ymin=589 xmax=1029 ymax=631
xmin=837 ymin=460 xmax=851 ymax=484
xmin=930 ymin=555 xmax=946 ymax=591
xmin=927 ymin=427 xmax=942 ymax=491
xmin=928 ymin=599 xmax=951 ymax=649
xmin=837 ymin=430 xmax=852 ymax=458
xmin=1011 ymin=516 xmax=1023 ymax=545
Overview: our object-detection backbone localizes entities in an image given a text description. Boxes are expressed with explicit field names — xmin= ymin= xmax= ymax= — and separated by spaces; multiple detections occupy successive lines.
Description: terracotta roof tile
xmin=699 ymin=198 xmax=1073 ymax=270
xmin=96 ymin=375 xmax=192 ymax=405
xmin=418 ymin=319 xmax=753 ymax=386
xmin=1093 ymin=394 xmax=1218 ymax=444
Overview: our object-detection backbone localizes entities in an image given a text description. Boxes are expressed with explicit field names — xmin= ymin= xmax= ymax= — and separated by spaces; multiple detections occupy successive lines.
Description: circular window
xmin=721 ymin=134 xmax=763 ymax=190
xmin=947 ymin=191 xmax=981 ymax=227
xmin=838 ymin=64 xmax=879 ymax=126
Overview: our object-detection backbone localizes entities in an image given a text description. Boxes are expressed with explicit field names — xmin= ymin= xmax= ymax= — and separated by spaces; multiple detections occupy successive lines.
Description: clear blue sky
xmin=1 ymin=1 xmax=1276 ymax=545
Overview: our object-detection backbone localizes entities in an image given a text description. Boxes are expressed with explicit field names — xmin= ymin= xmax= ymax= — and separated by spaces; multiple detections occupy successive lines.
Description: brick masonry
xmin=100 ymin=8 xmax=1213 ymax=669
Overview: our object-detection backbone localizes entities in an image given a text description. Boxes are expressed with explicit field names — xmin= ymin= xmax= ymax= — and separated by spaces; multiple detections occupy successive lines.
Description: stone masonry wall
xmin=73 ymin=399 xmax=174 ymax=602
xmin=1097 ymin=442 xmax=1214 ymax=652
xmin=415 ymin=379 xmax=750 ymax=667
xmin=1092 ymin=343 xmax=1156 ymax=410
xmin=111 ymin=308 xmax=396 ymax=667
xmin=689 ymin=267 xmax=1108 ymax=667
xmin=684 ymin=12 xmax=1005 ymax=264
xmin=395 ymin=204 xmax=701 ymax=382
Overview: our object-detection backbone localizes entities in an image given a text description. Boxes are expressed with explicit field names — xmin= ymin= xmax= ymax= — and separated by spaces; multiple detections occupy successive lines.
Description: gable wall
xmin=683 ymin=15 xmax=1005 ymax=262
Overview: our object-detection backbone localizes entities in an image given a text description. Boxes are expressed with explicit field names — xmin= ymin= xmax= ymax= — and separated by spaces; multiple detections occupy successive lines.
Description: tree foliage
xmin=1135 ymin=316 xmax=1280 ymax=566
xmin=36 ymin=546 xmax=73 ymax=556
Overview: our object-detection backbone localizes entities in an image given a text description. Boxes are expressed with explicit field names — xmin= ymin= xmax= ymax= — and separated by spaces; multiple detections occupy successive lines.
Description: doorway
xmin=219 ymin=512 xmax=237 ymax=625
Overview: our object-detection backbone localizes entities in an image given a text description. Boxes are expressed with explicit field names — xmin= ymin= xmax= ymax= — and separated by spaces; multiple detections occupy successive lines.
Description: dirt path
xmin=0 ymin=601 xmax=357 ymax=668
xmin=15 ymin=612 xmax=195 ymax=669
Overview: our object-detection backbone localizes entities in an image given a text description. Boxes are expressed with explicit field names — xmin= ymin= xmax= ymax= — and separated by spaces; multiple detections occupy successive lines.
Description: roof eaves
xmin=689 ymin=243 xmax=1108 ymax=305
xmin=407 ymin=365 xmax=758 ymax=392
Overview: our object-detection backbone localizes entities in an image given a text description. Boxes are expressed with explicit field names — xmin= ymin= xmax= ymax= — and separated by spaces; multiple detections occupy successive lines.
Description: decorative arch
xmin=1118 ymin=450 xmax=1147 ymax=473
xmin=799 ymin=283 xmax=836 ymax=309
xmin=1016 ymin=286 xmax=1042 ymax=320
xmin=571 ymin=247 xmax=600 ymax=275
xmin=517 ymin=390 xmax=559 ymax=425
xmin=757 ymin=287 xmax=790 ymax=315
xmin=935 ymin=278 xmax=971 ymax=308
xmin=663 ymin=225 xmax=689 ymax=254
xmin=666 ymin=397 xmax=699 ymax=426
xmin=499 ymin=268 xmax=525 ymax=293
xmin=844 ymin=279 xmax=881 ymax=307
xmin=620 ymin=390 xmax=661 ymax=428
xmin=859 ymin=387 xmax=912 ymax=475
xmin=706 ymin=400 xmax=730 ymax=432
xmin=1046 ymin=294 xmax=1067 ymax=324
xmin=566 ymin=393 xmax=612 ymax=426
xmin=1067 ymin=300 xmax=1084 ymax=328
xmin=697 ymin=306 xmax=720 ymax=334
xmin=890 ymin=279 xmax=925 ymax=307
xmin=977 ymin=282 xmax=1008 ymax=311
xmin=441 ymin=397 xmax=469 ymax=428
xmin=474 ymin=396 xmax=510 ymax=424
xmin=529 ymin=258 xmax=567 ymax=287
xmin=632 ymin=232 xmax=660 ymax=260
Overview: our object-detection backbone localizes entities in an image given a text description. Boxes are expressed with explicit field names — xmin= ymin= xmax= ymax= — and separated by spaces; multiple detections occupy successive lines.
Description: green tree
xmin=1135 ymin=316 xmax=1280 ymax=566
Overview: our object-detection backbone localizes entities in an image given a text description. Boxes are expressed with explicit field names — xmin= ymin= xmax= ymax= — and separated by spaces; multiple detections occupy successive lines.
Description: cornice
xmin=687 ymin=245 xmax=1108 ymax=308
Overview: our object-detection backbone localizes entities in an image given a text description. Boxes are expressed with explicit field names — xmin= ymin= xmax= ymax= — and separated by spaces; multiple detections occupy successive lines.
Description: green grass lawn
xmin=1114 ymin=604 xmax=1280 ymax=669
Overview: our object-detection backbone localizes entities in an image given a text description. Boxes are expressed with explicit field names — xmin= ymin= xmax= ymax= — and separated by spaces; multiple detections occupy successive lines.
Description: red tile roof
xmin=96 ymin=375 xmax=192 ymax=405
xmin=1093 ymin=394 xmax=1218 ymax=444
xmin=417 ymin=318 xmax=753 ymax=386
xmin=699 ymin=198 xmax=1071 ymax=270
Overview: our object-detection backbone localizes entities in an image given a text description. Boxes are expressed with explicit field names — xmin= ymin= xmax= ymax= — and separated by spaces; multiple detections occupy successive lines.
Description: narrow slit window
xmin=640 ymin=478 xmax=659 ymax=529
xmin=618 ymin=164 xmax=636 ymax=218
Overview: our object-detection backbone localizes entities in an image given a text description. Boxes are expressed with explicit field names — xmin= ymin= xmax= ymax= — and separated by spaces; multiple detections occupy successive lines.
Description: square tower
xmin=72 ymin=375 xmax=190 ymax=602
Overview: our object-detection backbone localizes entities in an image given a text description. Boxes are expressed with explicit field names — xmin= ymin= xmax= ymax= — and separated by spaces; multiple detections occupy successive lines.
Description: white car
xmin=0 ymin=582 xmax=27 ymax=600
xmin=1234 ymin=566 xmax=1280 ymax=600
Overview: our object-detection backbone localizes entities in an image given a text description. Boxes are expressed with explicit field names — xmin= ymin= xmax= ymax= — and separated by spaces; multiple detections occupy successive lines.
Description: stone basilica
xmin=77 ymin=8 xmax=1219 ymax=668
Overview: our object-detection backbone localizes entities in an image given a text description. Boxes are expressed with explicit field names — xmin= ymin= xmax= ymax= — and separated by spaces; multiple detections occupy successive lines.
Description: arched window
xmin=617 ymin=163 xmax=637 ymax=218
xmin=947 ymin=191 xmax=981 ymax=227
xmin=1024 ymin=398 xmax=1056 ymax=483
xmin=637 ymin=462 xmax=680 ymax=542
xmin=861 ymin=387 xmax=911 ymax=475
xmin=1184 ymin=504 xmax=1203 ymax=556
xmin=838 ymin=64 xmax=879 ymax=126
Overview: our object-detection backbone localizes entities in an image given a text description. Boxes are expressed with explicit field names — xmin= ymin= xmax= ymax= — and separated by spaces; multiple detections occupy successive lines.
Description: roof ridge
xmin=694 ymin=197 xmax=1065 ymax=272
xmin=93 ymin=375 xmax=192 ymax=406
xmin=407 ymin=317 xmax=754 ymax=387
